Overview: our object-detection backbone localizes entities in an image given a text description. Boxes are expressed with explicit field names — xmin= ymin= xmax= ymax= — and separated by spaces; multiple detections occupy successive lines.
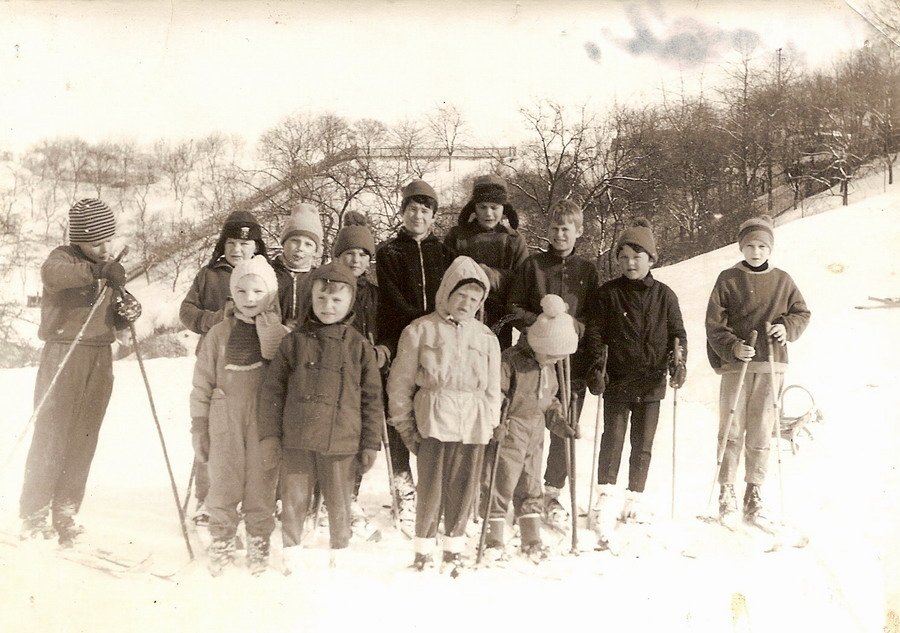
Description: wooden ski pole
xmin=671 ymin=337 xmax=683 ymax=520
xmin=765 ymin=323 xmax=786 ymax=520
xmin=181 ymin=460 xmax=196 ymax=518
xmin=705 ymin=331 xmax=758 ymax=515
xmin=477 ymin=398 xmax=510 ymax=564
xmin=586 ymin=345 xmax=608 ymax=523
xmin=382 ymin=417 xmax=400 ymax=530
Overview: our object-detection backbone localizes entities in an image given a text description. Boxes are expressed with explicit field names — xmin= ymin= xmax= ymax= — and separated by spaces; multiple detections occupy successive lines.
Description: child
xmin=584 ymin=219 xmax=687 ymax=548
xmin=189 ymin=255 xmax=288 ymax=575
xmin=180 ymin=210 xmax=267 ymax=525
xmin=273 ymin=202 xmax=323 ymax=328
xmin=444 ymin=175 xmax=529 ymax=349
xmin=20 ymin=198 xmax=141 ymax=546
xmin=332 ymin=211 xmax=388 ymax=537
xmin=375 ymin=179 xmax=449 ymax=530
xmin=481 ymin=295 xmax=577 ymax=562
xmin=258 ymin=261 xmax=383 ymax=571
xmin=506 ymin=200 xmax=599 ymax=529
xmin=387 ymin=256 xmax=502 ymax=575
xmin=705 ymin=214 xmax=810 ymax=527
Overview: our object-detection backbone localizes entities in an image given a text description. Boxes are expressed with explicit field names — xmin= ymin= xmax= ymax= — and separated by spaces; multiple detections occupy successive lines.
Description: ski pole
xmin=477 ymin=398 xmax=510 ymax=564
xmin=382 ymin=417 xmax=400 ymax=530
xmin=586 ymin=345 xmax=608 ymax=524
xmin=127 ymin=303 xmax=194 ymax=561
xmin=705 ymin=330 xmax=758 ymax=515
xmin=181 ymin=460 xmax=196 ymax=518
xmin=567 ymin=390 xmax=580 ymax=555
xmin=765 ymin=322 xmax=786 ymax=521
xmin=556 ymin=356 xmax=578 ymax=555
xmin=2 ymin=246 xmax=129 ymax=472
xmin=671 ymin=337 xmax=683 ymax=520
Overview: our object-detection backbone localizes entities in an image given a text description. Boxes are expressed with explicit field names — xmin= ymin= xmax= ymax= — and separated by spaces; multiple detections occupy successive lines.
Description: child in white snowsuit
xmin=705 ymin=214 xmax=810 ymax=525
xmin=481 ymin=295 xmax=577 ymax=561
xmin=20 ymin=198 xmax=140 ymax=546
xmin=190 ymin=255 xmax=289 ymax=575
xmin=387 ymin=256 xmax=502 ymax=572
xmin=258 ymin=261 xmax=383 ymax=572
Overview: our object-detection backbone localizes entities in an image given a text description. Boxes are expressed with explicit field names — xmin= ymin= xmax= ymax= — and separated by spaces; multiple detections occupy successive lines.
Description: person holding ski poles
xmin=705 ymin=214 xmax=810 ymax=528
xmin=19 ymin=198 xmax=141 ymax=547
xmin=583 ymin=219 xmax=687 ymax=550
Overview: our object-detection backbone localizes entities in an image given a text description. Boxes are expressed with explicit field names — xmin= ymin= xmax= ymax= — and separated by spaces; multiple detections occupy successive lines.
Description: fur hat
xmin=527 ymin=295 xmax=579 ymax=356
xmin=458 ymin=174 xmax=519 ymax=230
xmin=280 ymin=203 xmax=323 ymax=248
xmin=208 ymin=210 xmax=267 ymax=267
xmin=616 ymin=218 xmax=658 ymax=262
xmin=738 ymin=214 xmax=775 ymax=250
xmin=68 ymin=198 xmax=116 ymax=244
xmin=401 ymin=179 xmax=439 ymax=211
xmin=332 ymin=211 xmax=376 ymax=257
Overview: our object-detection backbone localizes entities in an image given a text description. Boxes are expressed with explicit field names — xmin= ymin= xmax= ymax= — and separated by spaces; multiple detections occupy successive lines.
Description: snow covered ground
xmin=1 ymin=181 xmax=898 ymax=632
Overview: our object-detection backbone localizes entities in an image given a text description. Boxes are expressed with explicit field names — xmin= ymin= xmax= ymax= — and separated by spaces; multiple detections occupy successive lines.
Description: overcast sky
xmin=0 ymin=0 xmax=873 ymax=154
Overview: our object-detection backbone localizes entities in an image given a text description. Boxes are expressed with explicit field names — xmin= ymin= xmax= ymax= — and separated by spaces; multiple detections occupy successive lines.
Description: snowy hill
xmin=0 ymin=180 xmax=898 ymax=632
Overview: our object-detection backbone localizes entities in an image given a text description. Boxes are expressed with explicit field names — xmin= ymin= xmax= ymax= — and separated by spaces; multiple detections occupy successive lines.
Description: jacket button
xmin=307 ymin=361 xmax=316 ymax=367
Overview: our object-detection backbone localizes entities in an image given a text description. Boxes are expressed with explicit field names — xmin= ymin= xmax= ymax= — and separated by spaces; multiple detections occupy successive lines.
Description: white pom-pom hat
xmin=527 ymin=294 xmax=579 ymax=356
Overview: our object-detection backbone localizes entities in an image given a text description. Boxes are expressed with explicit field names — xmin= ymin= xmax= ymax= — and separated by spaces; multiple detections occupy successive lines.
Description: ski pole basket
xmin=776 ymin=384 xmax=824 ymax=454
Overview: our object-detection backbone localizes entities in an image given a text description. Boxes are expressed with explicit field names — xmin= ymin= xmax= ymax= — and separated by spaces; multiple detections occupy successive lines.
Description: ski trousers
xmin=480 ymin=415 xmax=545 ymax=521
xmin=596 ymin=399 xmax=661 ymax=492
xmin=415 ymin=438 xmax=482 ymax=541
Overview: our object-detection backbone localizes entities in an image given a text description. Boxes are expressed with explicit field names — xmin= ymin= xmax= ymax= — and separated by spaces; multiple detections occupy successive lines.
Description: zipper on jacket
xmin=417 ymin=242 xmax=427 ymax=312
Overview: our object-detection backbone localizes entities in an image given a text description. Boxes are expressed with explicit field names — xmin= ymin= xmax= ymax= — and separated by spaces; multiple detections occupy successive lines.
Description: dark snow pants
xmin=415 ymin=438 xmax=482 ymax=540
xmin=20 ymin=343 xmax=113 ymax=527
xmin=543 ymin=379 xmax=586 ymax=489
xmin=596 ymin=400 xmax=661 ymax=492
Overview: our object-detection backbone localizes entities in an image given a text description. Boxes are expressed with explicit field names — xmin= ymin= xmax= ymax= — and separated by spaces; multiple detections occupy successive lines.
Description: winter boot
xmin=620 ymin=489 xmax=651 ymax=524
xmin=486 ymin=517 xmax=506 ymax=550
xmin=542 ymin=485 xmax=569 ymax=531
xmin=593 ymin=484 xmax=621 ymax=554
xmin=349 ymin=499 xmax=379 ymax=541
xmin=743 ymin=483 xmax=769 ymax=525
xmin=441 ymin=535 xmax=466 ymax=578
xmin=719 ymin=484 xmax=740 ymax=529
xmin=20 ymin=506 xmax=55 ymax=541
xmin=411 ymin=536 xmax=434 ymax=571
xmin=53 ymin=504 xmax=83 ymax=548
xmin=192 ymin=501 xmax=210 ymax=527
xmin=394 ymin=472 xmax=417 ymax=535
xmin=246 ymin=534 xmax=270 ymax=576
xmin=207 ymin=537 xmax=236 ymax=576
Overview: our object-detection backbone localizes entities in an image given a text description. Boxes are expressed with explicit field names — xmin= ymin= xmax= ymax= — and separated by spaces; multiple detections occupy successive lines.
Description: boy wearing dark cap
xmin=584 ymin=219 xmax=687 ymax=550
xmin=20 ymin=198 xmax=141 ymax=546
xmin=180 ymin=209 xmax=268 ymax=525
xmin=258 ymin=261 xmax=383 ymax=571
xmin=376 ymin=179 xmax=450 ymax=533
xmin=706 ymin=214 xmax=810 ymax=529
xmin=444 ymin=174 xmax=529 ymax=349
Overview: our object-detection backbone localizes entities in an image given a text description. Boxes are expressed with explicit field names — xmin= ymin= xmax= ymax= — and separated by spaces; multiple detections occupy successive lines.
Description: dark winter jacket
xmin=444 ymin=218 xmax=529 ymax=329
xmin=585 ymin=273 xmax=687 ymax=403
xmin=348 ymin=275 xmax=378 ymax=343
xmin=272 ymin=255 xmax=313 ymax=327
xmin=706 ymin=263 xmax=810 ymax=375
xmin=506 ymin=247 xmax=600 ymax=378
xmin=38 ymin=245 xmax=129 ymax=345
xmin=180 ymin=259 xmax=233 ymax=337
xmin=375 ymin=229 xmax=450 ymax=357
xmin=258 ymin=317 xmax=384 ymax=456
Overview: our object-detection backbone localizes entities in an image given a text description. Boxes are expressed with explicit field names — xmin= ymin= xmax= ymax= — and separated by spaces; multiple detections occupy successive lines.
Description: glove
xmin=586 ymin=365 xmax=609 ymax=396
xmin=546 ymin=403 xmax=575 ymax=439
xmin=668 ymin=345 xmax=686 ymax=389
xmin=493 ymin=418 xmax=509 ymax=442
xmin=356 ymin=448 xmax=378 ymax=474
xmin=115 ymin=291 xmax=142 ymax=323
xmin=191 ymin=417 xmax=210 ymax=463
xmin=399 ymin=428 xmax=422 ymax=456
xmin=373 ymin=345 xmax=391 ymax=369
xmin=259 ymin=437 xmax=281 ymax=471
xmin=732 ymin=340 xmax=755 ymax=362
xmin=767 ymin=322 xmax=787 ymax=345
xmin=94 ymin=261 xmax=127 ymax=288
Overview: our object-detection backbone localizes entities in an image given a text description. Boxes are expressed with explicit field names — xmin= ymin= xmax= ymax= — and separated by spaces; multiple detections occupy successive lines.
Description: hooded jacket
xmin=387 ymin=256 xmax=502 ymax=445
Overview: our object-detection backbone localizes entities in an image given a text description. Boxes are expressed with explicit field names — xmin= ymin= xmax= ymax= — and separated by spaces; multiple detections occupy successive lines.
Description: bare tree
xmin=427 ymin=103 xmax=467 ymax=170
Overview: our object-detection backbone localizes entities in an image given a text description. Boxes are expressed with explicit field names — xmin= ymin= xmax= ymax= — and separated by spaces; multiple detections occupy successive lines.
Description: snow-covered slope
xmin=0 ymin=184 xmax=897 ymax=632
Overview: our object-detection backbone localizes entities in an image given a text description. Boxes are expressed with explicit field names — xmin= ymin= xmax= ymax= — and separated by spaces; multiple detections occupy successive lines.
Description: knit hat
xmin=738 ymin=214 xmax=775 ymax=250
xmin=306 ymin=260 xmax=358 ymax=322
xmin=229 ymin=255 xmax=286 ymax=360
xmin=280 ymin=203 xmax=323 ymax=248
xmin=208 ymin=210 xmax=267 ymax=267
xmin=332 ymin=211 xmax=376 ymax=257
xmin=458 ymin=174 xmax=520 ymax=230
xmin=68 ymin=198 xmax=116 ymax=243
xmin=526 ymin=295 xmax=579 ymax=356
xmin=616 ymin=218 xmax=658 ymax=262
xmin=401 ymin=179 xmax=438 ymax=210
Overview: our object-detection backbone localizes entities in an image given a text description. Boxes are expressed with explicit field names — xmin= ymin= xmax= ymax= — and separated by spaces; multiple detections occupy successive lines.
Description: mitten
xmin=493 ymin=418 xmax=509 ymax=442
xmin=115 ymin=291 xmax=142 ymax=323
xmin=668 ymin=345 xmax=686 ymax=389
xmin=546 ymin=403 xmax=575 ymax=438
xmin=356 ymin=448 xmax=378 ymax=474
xmin=586 ymin=364 xmax=609 ymax=396
xmin=94 ymin=261 xmax=127 ymax=288
xmin=374 ymin=345 xmax=391 ymax=369
xmin=191 ymin=417 xmax=210 ymax=463
xmin=200 ymin=308 xmax=225 ymax=333
xmin=259 ymin=437 xmax=282 ymax=471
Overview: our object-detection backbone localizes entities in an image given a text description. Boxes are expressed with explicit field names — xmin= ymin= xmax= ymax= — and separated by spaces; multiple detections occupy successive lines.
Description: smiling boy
xmin=273 ymin=203 xmax=323 ymax=328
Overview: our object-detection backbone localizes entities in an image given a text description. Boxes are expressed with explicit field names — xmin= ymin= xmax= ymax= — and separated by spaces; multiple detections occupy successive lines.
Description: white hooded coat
xmin=387 ymin=256 xmax=502 ymax=444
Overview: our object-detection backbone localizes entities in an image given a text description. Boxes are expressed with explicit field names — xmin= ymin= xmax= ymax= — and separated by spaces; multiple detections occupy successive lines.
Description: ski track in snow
xmin=1 ymin=181 xmax=898 ymax=632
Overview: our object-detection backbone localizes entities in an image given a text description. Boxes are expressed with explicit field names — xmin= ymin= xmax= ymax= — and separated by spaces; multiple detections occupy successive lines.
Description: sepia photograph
xmin=0 ymin=1 xmax=898 ymax=631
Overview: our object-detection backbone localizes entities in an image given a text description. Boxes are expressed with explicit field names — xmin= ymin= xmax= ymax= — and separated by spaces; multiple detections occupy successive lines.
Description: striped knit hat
xmin=68 ymin=198 xmax=116 ymax=244
xmin=738 ymin=214 xmax=775 ymax=250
